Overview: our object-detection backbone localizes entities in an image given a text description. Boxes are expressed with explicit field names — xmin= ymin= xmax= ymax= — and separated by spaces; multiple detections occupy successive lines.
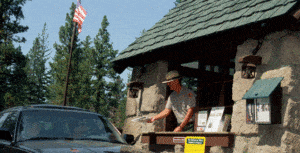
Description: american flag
xmin=72 ymin=0 xmax=87 ymax=34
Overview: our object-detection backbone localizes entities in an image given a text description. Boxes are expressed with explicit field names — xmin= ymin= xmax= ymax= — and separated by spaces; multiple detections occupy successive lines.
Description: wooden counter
xmin=141 ymin=132 xmax=235 ymax=147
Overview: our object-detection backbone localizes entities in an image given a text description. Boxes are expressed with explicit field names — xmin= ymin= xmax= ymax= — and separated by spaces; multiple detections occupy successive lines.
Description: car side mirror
xmin=0 ymin=128 xmax=12 ymax=142
xmin=123 ymin=134 xmax=134 ymax=144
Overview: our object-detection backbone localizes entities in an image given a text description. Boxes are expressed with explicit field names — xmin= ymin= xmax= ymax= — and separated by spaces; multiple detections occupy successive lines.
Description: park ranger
xmin=148 ymin=70 xmax=196 ymax=132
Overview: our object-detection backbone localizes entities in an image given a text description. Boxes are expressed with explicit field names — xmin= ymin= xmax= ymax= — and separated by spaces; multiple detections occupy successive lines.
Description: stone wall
xmin=232 ymin=30 xmax=300 ymax=153
xmin=123 ymin=60 xmax=168 ymax=139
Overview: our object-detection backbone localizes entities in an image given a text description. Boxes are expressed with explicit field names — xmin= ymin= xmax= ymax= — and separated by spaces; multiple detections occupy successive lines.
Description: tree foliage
xmin=174 ymin=0 xmax=182 ymax=7
xmin=0 ymin=0 xmax=31 ymax=111
xmin=75 ymin=35 xmax=94 ymax=109
xmin=91 ymin=15 xmax=121 ymax=117
xmin=113 ymin=71 xmax=131 ymax=129
xmin=48 ymin=4 xmax=126 ymax=125
xmin=24 ymin=23 xmax=51 ymax=104
xmin=0 ymin=43 xmax=28 ymax=110
xmin=0 ymin=0 xmax=31 ymax=44
xmin=0 ymin=1 xmax=129 ymax=129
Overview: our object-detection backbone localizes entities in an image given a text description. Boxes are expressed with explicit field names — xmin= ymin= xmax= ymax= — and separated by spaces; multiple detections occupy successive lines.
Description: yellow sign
xmin=184 ymin=136 xmax=206 ymax=153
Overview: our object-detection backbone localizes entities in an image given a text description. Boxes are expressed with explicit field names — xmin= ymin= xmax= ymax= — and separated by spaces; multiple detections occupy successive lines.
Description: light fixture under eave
xmin=238 ymin=55 xmax=262 ymax=79
xmin=127 ymin=81 xmax=144 ymax=98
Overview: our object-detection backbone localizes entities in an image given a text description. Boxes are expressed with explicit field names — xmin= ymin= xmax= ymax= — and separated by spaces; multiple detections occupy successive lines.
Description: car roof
xmin=1 ymin=104 xmax=101 ymax=116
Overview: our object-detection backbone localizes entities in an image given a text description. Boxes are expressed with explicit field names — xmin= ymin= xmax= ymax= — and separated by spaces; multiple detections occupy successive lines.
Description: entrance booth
xmin=112 ymin=1 xmax=300 ymax=152
xmin=139 ymin=41 xmax=237 ymax=152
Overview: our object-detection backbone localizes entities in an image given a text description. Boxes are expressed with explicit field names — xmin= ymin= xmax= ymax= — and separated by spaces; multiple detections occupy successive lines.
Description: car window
xmin=17 ymin=110 xmax=126 ymax=144
xmin=0 ymin=111 xmax=19 ymax=136
xmin=0 ymin=112 xmax=10 ymax=127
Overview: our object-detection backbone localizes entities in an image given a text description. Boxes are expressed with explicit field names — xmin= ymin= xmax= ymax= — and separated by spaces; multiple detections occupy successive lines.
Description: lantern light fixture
xmin=238 ymin=55 xmax=262 ymax=79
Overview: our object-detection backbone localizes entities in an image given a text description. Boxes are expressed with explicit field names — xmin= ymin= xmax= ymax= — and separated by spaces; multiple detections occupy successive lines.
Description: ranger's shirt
xmin=166 ymin=86 xmax=196 ymax=124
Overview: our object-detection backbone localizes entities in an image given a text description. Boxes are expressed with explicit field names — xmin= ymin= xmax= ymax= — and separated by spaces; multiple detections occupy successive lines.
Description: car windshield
xmin=16 ymin=110 xmax=126 ymax=144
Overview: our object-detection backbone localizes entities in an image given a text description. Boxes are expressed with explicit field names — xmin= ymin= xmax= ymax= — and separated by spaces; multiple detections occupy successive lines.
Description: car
xmin=0 ymin=104 xmax=139 ymax=153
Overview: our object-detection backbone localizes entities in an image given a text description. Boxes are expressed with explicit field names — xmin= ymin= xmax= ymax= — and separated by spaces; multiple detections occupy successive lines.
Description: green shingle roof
xmin=112 ymin=0 xmax=298 ymax=62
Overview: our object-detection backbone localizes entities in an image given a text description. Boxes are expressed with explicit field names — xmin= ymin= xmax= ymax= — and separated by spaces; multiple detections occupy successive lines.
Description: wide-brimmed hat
xmin=162 ymin=70 xmax=182 ymax=83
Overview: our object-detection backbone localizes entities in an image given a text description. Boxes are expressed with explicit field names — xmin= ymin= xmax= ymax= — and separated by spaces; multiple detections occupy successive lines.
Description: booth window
xmin=164 ymin=60 xmax=235 ymax=132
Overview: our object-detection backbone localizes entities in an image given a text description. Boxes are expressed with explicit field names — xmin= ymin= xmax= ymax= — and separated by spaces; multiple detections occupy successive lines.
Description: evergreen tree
xmin=107 ymin=76 xmax=125 ymax=124
xmin=25 ymin=23 xmax=51 ymax=104
xmin=114 ymin=71 xmax=132 ymax=129
xmin=174 ymin=0 xmax=182 ymax=7
xmin=0 ymin=43 xmax=28 ymax=110
xmin=91 ymin=15 xmax=119 ymax=117
xmin=0 ymin=0 xmax=30 ymax=110
xmin=75 ymin=35 xmax=94 ymax=109
xmin=0 ymin=0 xmax=30 ymax=44
xmin=135 ymin=29 xmax=146 ymax=40
xmin=49 ymin=2 xmax=81 ymax=106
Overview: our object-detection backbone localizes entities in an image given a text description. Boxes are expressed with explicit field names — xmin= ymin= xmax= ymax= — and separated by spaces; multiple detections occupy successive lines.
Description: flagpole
xmin=63 ymin=0 xmax=81 ymax=106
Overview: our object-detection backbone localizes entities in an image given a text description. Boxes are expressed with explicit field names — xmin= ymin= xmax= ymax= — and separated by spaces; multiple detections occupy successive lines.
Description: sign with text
xmin=197 ymin=110 xmax=208 ymax=132
xmin=205 ymin=106 xmax=225 ymax=132
xmin=173 ymin=137 xmax=185 ymax=144
xmin=255 ymin=98 xmax=271 ymax=123
xmin=184 ymin=136 xmax=205 ymax=153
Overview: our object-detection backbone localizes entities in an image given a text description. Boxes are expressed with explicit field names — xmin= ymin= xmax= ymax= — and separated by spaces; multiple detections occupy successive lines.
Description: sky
xmin=15 ymin=0 xmax=176 ymax=83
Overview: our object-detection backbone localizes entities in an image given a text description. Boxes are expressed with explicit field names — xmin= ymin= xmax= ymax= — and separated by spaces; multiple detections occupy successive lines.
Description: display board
xmin=197 ymin=110 xmax=208 ymax=132
xmin=255 ymin=98 xmax=271 ymax=123
xmin=205 ymin=106 xmax=225 ymax=132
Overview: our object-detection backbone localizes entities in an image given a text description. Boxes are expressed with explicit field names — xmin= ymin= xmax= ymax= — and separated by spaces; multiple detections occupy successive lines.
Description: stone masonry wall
xmin=123 ymin=60 xmax=168 ymax=140
xmin=232 ymin=30 xmax=300 ymax=153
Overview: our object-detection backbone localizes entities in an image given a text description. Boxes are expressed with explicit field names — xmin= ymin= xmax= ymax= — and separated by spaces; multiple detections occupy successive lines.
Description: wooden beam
xmin=176 ymin=66 xmax=233 ymax=81
xmin=292 ymin=7 xmax=300 ymax=20
xmin=141 ymin=132 xmax=235 ymax=147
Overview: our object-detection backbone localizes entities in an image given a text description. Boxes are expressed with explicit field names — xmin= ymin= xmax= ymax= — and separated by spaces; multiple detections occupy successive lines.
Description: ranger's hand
xmin=147 ymin=117 xmax=156 ymax=123
xmin=173 ymin=126 xmax=183 ymax=132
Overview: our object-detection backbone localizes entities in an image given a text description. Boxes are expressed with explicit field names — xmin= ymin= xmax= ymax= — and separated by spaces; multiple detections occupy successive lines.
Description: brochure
xmin=218 ymin=114 xmax=231 ymax=132
xmin=255 ymin=98 xmax=271 ymax=123
xmin=197 ymin=110 xmax=208 ymax=132
xmin=131 ymin=116 xmax=151 ymax=123
xmin=205 ymin=106 xmax=225 ymax=132
xmin=197 ymin=110 xmax=208 ymax=126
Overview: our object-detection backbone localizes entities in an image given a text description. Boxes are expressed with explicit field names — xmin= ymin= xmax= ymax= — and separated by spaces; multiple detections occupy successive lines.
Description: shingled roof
xmin=112 ymin=0 xmax=299 ymax=63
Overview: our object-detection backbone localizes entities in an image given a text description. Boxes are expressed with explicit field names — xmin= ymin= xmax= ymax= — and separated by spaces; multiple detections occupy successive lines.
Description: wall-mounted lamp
xmin=238 ymin=55 xmax=262 ymax=79
xmin=127 ymin=81 xmax=144 ymax=98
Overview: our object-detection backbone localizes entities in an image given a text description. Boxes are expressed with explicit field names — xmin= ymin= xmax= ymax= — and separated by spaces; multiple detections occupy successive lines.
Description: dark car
xmin=0 ymin=104 xmax=138 ymax=153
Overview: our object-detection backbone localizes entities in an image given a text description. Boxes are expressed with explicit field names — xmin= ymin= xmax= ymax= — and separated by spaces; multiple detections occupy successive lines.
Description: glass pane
xmin=230 ymin=68 xmax=235 ymax=76
xmin=0 ymin=112 xmax=10 ymax=127
xmin=205 ymin=65 xmax=210 ymax=71
xmin=17 ymin=110 xmax=126 ymax=144
xmin=214 ymin=66 xmax=219 ymax=73
xmin=181 ymin=77 xmax=198 ymax=93
xmin=1 ymin=111 xmax=19 ymax=136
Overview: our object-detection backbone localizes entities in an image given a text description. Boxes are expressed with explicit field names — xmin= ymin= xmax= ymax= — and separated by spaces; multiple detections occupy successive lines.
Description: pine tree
xmin=92 ymin=15 xmax=120 ymax=117
xmin=174 ymin=0 xmax=182 ymax=7
xmin=75 ymin=35 xmax=94 ymax=109
xmin=114 ymin=71 xmax=131 ymax=129
xmin=0 ymin=0 xmax=30 ymax=44
xmin=0 ymin=43 xmax=29 ymax=110
xmin=0 ymin=0 xmax=30 ymax=110
xmin=24 ymin=23 xmax=51 ymax=104
xmin=48 ymin=2 xmax=81 ymax=106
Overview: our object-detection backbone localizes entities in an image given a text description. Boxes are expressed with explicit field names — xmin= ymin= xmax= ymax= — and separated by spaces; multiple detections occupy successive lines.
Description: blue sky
xmin=15 ymin=0 xmax=176 ymax=83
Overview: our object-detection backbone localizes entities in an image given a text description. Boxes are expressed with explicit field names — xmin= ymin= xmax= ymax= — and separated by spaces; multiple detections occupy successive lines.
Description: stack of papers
xmin=131 ymin=116 xmax=151 ymax=122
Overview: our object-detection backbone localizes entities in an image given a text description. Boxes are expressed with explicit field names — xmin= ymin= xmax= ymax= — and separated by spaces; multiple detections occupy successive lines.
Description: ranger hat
xmin=162 ymin=70 xmax=182 ymax=83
